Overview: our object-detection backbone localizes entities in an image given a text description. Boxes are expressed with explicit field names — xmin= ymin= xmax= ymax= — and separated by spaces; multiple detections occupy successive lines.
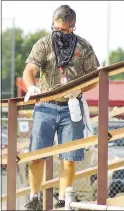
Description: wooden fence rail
xmin=2 ymin=106 xmax=124 ymax=156
xmin=2 ymin=127 xmax=124 ymax=164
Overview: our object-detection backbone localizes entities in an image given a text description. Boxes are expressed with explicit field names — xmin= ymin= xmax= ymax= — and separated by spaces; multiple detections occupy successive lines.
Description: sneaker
xmin=54 ymin=200 xmax=65 ymax=209
xmin=25 ymin=195 xmax=42 ymax=210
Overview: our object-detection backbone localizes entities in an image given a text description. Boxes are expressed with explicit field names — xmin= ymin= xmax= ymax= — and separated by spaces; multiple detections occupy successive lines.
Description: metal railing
xmin=1 ymin=61 xmax=124 ymax=210
xmin=64 ymin=187 xmax=124 ymax=210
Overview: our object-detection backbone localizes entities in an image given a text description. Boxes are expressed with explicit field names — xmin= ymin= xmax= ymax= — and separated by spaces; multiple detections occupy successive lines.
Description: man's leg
xmin=25 ymin=159 xmax=45 ymax=210
xmin=29 ymin=159 xmax=45 ymax=195
xmin=54 ymin=101 xmax=85 ymax=208
xmin=59 ymin=160 xmax=75 ymax=200
xmin=25 ymin=102 xmax=57 ymax=210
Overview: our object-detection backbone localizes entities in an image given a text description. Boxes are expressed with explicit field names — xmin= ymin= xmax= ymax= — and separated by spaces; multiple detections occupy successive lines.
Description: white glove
xmin=64 ymin=89 xmax=81 ymax=99
xmin=24 ymin=85 xmax=41 ymax=103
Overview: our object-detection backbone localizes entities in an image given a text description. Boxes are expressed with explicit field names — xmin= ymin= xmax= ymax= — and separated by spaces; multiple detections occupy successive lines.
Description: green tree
xmin=109 ymin=48 xmax=124 ymax=65
xmin=2 ymin=28 xmax=24 ymax=98
xmin=103 ymin=48 xmax=124 ymax=80
xmin=109 ymin=48 xmax=124 ymax=80
xmin=2 ymin=28 xmax=49 ymax=98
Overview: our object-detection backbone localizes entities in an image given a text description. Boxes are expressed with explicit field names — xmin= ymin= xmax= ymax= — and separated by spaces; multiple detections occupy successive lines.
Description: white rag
xmin=81 ymin=96 xmax=94 ymax=138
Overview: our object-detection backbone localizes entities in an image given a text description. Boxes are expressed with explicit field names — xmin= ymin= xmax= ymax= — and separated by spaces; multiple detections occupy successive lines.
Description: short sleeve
xmin=25 ymin=39 xmax=46 ymax=68
xmin=83 ymin=45 xmax=100 ymax=74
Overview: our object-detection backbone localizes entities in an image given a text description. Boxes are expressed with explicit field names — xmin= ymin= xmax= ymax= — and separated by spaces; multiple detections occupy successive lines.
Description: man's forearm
xmin=23 ymin=70 xmax=35 ymax=89
xmin=23 ymin=64 xmax=39 ymax=89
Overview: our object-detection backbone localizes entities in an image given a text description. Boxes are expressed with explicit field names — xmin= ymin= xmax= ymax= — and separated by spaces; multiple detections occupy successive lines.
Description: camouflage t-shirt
xmin=25 ymin=33 xmax=100 ymax=93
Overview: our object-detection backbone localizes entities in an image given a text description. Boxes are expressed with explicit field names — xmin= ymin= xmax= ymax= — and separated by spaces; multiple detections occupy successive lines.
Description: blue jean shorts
xmin=29 ymin=99 xmax=85 ymax=161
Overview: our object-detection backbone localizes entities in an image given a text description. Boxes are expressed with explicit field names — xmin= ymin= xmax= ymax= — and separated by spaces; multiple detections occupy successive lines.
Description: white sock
xmin=59 ymin=189 xmax=65 ymax=201
xmin=30 ymin=193 xmax=40 ymax=200
xmin=59 ymin=196 xmax=65 ymax=201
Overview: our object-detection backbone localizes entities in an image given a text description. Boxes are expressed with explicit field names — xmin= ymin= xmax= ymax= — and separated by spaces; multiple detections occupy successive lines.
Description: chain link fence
xmin=1 ymin=114 xmax=124 ymax=209
xmin=89 ymin=120 xmax=124 ymax=201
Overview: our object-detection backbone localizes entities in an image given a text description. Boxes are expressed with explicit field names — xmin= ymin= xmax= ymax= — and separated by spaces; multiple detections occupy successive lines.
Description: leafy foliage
xmin=2 ymin=28 xmax=49 ymax=97
xmin=103 ymin=48 xmax=124 ymax=80
xmin=109 ymin=48 xmax=124 ymax=80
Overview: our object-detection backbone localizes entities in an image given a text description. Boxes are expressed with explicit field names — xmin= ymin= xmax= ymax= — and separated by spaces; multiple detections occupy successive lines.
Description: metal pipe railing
xmin=65 ymin=187 xmax=124 ymax=210
xmin=70 ymin=202 xmax=124 ymax=210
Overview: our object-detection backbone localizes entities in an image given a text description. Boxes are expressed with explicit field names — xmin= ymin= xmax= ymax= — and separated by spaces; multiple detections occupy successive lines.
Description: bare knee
xmin=29 ymin=159 xmax=44 ymax=166
xmin=62 ymin=160 xmax=75 ymax=169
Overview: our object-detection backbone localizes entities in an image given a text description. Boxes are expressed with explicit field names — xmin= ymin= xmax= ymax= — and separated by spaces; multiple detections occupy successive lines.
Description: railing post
xmin=43 ymin=157 xmax=53 ymax=210
xmin=7 ymin=99 xmax=17 ymax=210
xmin=97 ymin=70 xmax=109 ymax=205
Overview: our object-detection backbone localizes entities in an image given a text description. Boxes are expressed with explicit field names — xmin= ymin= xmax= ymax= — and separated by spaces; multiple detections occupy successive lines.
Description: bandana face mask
xmin=52 ymin=30 xmax=77 ymax=67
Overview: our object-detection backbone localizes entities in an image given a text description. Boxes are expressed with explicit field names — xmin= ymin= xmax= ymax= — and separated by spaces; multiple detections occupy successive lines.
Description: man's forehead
xmin=53 ymin=20 xmax=73 ymax=28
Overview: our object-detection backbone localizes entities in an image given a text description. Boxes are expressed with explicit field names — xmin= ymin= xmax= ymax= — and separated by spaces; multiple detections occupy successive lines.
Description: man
xmin=23 ymin=5 xmax=100 ymax=210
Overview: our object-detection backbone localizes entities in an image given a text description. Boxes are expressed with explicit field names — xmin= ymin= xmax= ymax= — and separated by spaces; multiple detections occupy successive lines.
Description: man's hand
xmin=24 ymin=85 xmax=41 ymax=103
xmin=64 ymin=89 xmax=81 ymax=99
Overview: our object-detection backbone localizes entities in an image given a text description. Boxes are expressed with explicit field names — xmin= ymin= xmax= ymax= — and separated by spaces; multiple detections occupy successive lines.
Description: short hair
xmin=53 ymin=5 xmax=76 ymax=27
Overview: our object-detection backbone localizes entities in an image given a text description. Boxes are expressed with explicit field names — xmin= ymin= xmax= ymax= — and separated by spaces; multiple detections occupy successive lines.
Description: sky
xmin=2 ymin=1 xmax=124 ymax=65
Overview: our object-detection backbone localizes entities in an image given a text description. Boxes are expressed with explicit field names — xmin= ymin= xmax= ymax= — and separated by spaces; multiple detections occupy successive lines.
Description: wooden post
xmin=7 ymin=99 xmax=17 ymax=210
xmin=43 ymin=157 xmax=53 ymax=210
xmin=97 ymin=70 xmax=109 ymax=205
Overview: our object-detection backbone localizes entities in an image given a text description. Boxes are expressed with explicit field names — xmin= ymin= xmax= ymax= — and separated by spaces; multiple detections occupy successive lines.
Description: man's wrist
xmin=27 ymin=84 xmax=35 ymax=90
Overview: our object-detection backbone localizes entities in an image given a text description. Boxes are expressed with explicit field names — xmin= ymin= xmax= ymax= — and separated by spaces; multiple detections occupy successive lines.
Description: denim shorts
xmin=29 ymin=99 xmax=85 ymax=161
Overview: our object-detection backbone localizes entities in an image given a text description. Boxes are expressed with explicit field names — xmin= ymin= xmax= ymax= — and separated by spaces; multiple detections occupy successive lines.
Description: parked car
xmin=90 ymin=168 xmax=124 ymax=199
xmin=89 ymin=119 xmax=124 ymax=199
xmin=93 ymin=119 xmax=124 ymax=147
xmin=108 ymin=169 xmax=124 ymax=198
